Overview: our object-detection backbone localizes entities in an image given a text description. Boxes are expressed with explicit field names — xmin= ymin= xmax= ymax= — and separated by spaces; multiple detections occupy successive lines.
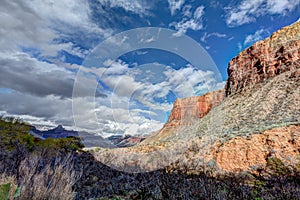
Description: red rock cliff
xmin=225 ymin=21 xmax=300 ymax=96
xmin=165 ymin=89 xmax=224 ymax=127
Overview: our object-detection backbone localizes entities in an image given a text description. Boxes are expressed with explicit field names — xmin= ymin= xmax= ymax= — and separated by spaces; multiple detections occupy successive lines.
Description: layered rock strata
xmin=225 ymin=21 xmax=300 ymax=96
xmin=165 ymin=90 xmax=224 ymax=127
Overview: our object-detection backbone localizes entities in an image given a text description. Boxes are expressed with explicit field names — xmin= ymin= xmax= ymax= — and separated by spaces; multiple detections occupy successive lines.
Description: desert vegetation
xmin=1 ymin=117 xmax=300 ymax=199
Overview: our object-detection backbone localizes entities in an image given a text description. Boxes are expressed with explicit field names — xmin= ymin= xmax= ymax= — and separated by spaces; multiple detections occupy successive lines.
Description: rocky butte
xmin=165 ymin=90 xmax=224 ymax=127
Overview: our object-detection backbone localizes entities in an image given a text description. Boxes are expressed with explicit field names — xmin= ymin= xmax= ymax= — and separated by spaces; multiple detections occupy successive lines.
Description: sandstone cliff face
xmin=165 ymin=90 xmax=224 ymax=127
xmin=225 ymin=21 xmax=300 ymax=96
xmin=142 ymin=89 xmax=225 ymax=144
xmin=214 ymin=125 xmax=300 ymax=173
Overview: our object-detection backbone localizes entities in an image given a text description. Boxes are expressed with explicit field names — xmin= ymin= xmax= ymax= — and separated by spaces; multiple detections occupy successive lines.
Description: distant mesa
xmin=29 ymin=125 xmax=115 ymax=148
xmin=30 ymin=125 xmax=79 ymax=139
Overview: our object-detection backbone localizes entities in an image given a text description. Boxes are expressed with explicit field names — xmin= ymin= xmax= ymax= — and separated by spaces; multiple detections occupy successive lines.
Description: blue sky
xmin=0 ymin=0 xmax=299 ymax=136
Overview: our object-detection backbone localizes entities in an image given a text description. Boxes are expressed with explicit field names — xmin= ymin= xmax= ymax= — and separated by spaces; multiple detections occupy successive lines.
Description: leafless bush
xmin=18 ymin=153 xmax=81 ymax=200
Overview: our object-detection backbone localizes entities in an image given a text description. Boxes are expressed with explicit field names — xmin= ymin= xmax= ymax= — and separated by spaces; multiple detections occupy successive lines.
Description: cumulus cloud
xmin=170 ymin=5 xmax=205 ymax=36
xmin=101 ymin=0 xmax=151 ymax=15
xmin=225 ymin=0 xmax=300 ymax=27
xmin=72 ymin=58 xmax=223 ymax=136
xmin=168 ymin=0 xmax=186 ymax=15
xmin=0 ymin=0 xmax=111 ymax=56
xmin=73 ymin=95 xmax=165 ymax=136
xmin=163 ymin=65 xmax=218 ymax=96
xmin=244 ymin=29 xmax=270 ymax=45
xmin=0 ymin=90 xmax=163 ymax=136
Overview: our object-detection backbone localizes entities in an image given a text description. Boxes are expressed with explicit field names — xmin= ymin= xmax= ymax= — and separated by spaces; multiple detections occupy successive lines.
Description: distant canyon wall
xmin=165 ymin=89 xmax=224 ymax=127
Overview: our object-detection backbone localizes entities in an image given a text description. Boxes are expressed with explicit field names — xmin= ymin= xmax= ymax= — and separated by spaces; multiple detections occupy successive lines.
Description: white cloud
xmin=244 ymin=29 xmax=270 ymax=45
xmin=182 ymin=5 xmax=192 ymax=17
xmin=237 ymin=28 xmax=269 ymax=51
xmin=72 ymin=59 xmax=223 ymax=136
xmin=171 ymin=5 xmax=205 ymax=36
xmin=103 ymin=59 xmax=130 ymax=75
xmin=201 ymin=32 xmax=227 ymax=43
xmin=163 ymin=65 xmax=218 ymax=97
xmin=266 ymin=0 xmax=300 ymax=14
xmin=168 ymin=0 xmax=186 ymax=15
xmin=101 ymin=0 xmax=150 ymax=16
xmin=73 ymin=95 xmax=165 ymax=136
xmin=238 ymin=42 xmax=243 ymax=51
xmin=0 ymin=90 xmax=164 ymax=136
xmin=0 ymin=0 xmax=112 ymax=56
xmin=226 ymin=0 xmax=300 ymax=27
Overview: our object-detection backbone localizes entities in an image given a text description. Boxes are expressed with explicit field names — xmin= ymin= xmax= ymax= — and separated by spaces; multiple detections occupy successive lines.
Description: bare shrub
xmin=18 ymin=153 xmax=81 ymax=200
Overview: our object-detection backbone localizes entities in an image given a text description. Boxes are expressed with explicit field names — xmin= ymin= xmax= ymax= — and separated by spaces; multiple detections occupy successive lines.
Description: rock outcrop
xmin=225 ymin=21 xmax=300 ymax=96
xmin=165 ymin=90 xmax=224 ymax=127
xmin=142 ymin=89 xmax=224 ymax=144
xmin=214 ymin=125 xmax=300 ymax=172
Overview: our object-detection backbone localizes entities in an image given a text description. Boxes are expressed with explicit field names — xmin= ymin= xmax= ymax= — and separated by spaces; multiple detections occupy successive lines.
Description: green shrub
xmin=0 ymin=183 xmax=11 ymax=200
xmin=36 ymin=137 xmax=84 ymax=152
xmin=266 ymin=157 xmax=289 ymax=175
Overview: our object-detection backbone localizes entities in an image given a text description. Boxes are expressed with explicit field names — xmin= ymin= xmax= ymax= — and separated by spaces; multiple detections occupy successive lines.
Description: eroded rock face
xmin=214 ymin=125 xmax=300 ymax=173
xmin=225 ymin=21 xmax=300 ymax=96
xmin=165 ymin=90 xmax=224 ymax=127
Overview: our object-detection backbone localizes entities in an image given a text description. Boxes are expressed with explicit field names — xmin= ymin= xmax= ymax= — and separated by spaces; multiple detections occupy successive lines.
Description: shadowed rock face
xmin=225 ymin=21 xmax=300 ymax=96
xmin=165 ymin=90 xmax=225 ymax=127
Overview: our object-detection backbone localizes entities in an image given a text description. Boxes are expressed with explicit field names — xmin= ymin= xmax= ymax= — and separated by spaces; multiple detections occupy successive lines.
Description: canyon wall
xmin=225 ymin=21 xmax=300 ymax=96
xmin=165 ymin=89 xmax=224 ymax=127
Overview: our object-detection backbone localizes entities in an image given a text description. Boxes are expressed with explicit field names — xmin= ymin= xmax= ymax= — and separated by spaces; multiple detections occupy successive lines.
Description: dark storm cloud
xmin=0 ymin=53 xmax=75 ymax=98
xmin=0 ymin=92 xmax=72 ymax=121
